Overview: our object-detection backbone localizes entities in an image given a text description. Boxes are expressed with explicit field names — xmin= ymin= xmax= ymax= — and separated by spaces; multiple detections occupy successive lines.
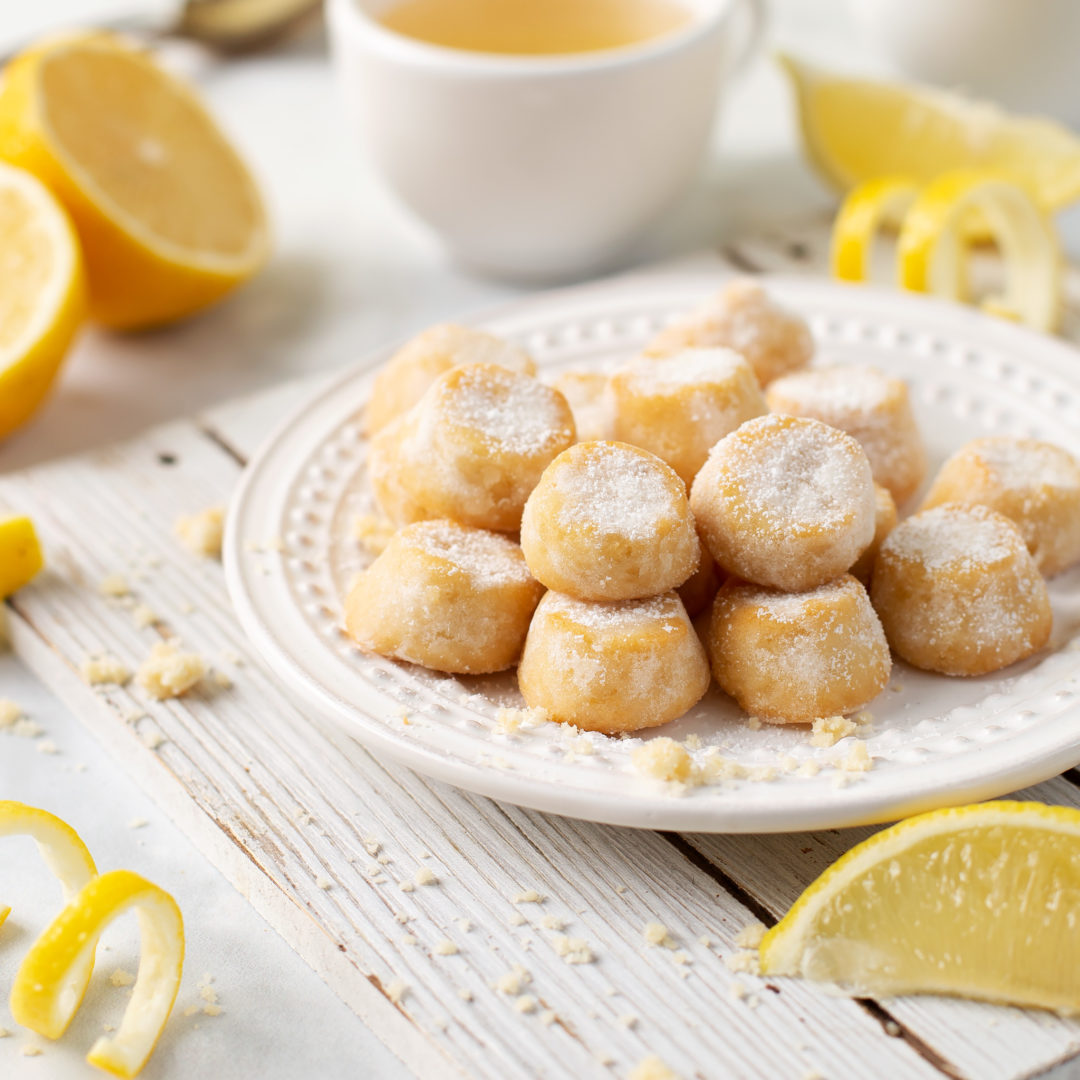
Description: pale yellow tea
xmin=377 ymin=0 xmax=693 ymax=56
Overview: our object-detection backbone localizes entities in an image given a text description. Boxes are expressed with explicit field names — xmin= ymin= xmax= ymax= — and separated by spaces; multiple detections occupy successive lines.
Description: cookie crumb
xmin=136 ymin=641 xmax=206 ymax=699
xmin=643 ymin=921 xmax=674 ymax=948
xmin=735 ymin=922 xmax=765 ymax=949
xmin=81 ymin=654 xmax=131 ymax=687
xmin=629 ymin=1055 xmax=680 ymax=1080
xmin=810 ymin=715 xmax=857 ymax=747
xmin=175 ymin=506 xmax=225 ymax=558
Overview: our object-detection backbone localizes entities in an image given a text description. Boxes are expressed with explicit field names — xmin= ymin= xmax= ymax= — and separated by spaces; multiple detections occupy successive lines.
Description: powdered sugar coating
xmin=434 ymin=364 xmax=576 ymax=456
xmin=403 ymin=520 xmax=534 ymax=586
xmin=366 ymin=323 xmax=535 ymax=434
xmin=644 ymin=280 xmax=814 ymax=386
xmin=520 ymin=441 xmax=699 ymax=601
xmin=538 ymin=590 xmax=684 ymax=630
xmin=766 ymin=365 xmax=927 ymax=505
xmin=922 ymin=437 xmax=1080 ymax=576
xmin=345 ymin=520 xmax=543 ymax=674
xmin=706 ymin=574 xmax=890 ymax=723
xmin=369 ymin=363 xmax=575 ymax=533
xmin=548 ymin=370 xmax=615 ymax=443
xmin=518 ymin=590 xmax=710 ymax=733
xmin=610 ymin=348 xmax=767 ymax=485
xmin=882 ymin=503 xmax=1019 ymax=574
xmin=690 ymin=414 xmax=876 ymax=591
xmin=871 ymin=503 xmax=1052 ymax=677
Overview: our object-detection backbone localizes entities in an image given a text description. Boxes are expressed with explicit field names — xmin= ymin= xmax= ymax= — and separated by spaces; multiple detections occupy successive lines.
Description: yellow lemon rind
xmin=0 ymin=801 xmax=98 ymax=1028
xmin=897 ymin=170 xmax=1062 ymax=332
xmin=12 ymin=868 xmax=184 ymax=1078
xmin=0 ymin=33 xmax=269 ymax=330
xmin=830 ymin=175 xmax=919 ymax=282
xmin=760 ymin=800 xmax=1080 ymax=1010
xmin=779 ymin=52 xmax=1080 ymax=212
xmin=0 ymin=516 xmax=45 ymax=596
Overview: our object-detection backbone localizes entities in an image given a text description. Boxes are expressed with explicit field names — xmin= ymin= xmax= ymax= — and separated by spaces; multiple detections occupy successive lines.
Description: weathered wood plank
xmin=682 ymin=776 xmax=1080 ymax=1080
xmin=1 ymin=420 xmax=940 ymax=1080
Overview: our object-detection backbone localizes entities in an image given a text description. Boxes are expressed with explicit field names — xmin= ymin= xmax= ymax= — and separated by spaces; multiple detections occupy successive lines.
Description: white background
xmin=2 ymin=2 xmax=1080 ymax=1078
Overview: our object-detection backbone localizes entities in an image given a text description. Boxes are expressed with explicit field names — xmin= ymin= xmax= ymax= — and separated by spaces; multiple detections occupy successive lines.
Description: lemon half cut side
xmin=780 ymin=53 xmax=1080 ymax=212
xmin=12 ymin=869 xmax=184 ymax=1079
xmin=760 ymin=801 xmax=1080 ymax=1014
xmin=0 ymin=33 xmax=269 ymax=329
xmin=0 ymin=162 xmax=85 ymax=440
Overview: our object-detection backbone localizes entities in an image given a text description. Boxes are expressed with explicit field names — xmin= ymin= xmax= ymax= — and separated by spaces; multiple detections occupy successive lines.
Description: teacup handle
xmin=727 ymin=0 xmax=768 ymax=79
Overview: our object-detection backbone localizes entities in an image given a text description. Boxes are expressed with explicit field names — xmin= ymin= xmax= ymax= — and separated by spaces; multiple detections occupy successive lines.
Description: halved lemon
xmin=0 ymin=516 xmax=45 ymax=597
xmin=780 ymin=53 xmax=1080 ymax=212
xmin=0 ymin=162 xmax=85 ymax=439
xmin=0 ymin=33 xmax=270 ymax=330
xmin=13 ymin=868 xmax=184 ymax=1079
xmin=760 ymin=801 xmax=1080 ymax=1013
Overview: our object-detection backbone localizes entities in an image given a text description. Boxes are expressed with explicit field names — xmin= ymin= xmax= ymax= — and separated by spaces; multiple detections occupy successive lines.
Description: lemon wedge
xmin=830 ymin=176 xmax=918 ymax=282
xmin=897 ymin=171 xmax=1062 ymax=332
xmin=0 ymin=162 xmax=85 ymax=440
xmin=780 ymin=53 xmax=1080 ymax=212
xmin=0 ymin=516 xmax=44 ymax=597
xmin=13 ymin=869 xmax=184 ymax=1079
xmin=0 ymin=33 xmax=269 ymax=330
xmin=0 ymin=801 xmax=98 ymax=1005
xmin=760 ymin=801 xmax=1080 ymax=1013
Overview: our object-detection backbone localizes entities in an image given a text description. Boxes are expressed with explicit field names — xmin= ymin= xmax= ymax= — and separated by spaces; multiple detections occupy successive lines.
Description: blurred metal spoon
xmin=0 ymin=0 xmax=323 ymax=63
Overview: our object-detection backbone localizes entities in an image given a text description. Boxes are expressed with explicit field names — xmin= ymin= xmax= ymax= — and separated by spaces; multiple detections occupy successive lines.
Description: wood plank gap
xmin=194 ymin=421 xmax=249 ymax=468
xmin=857 ymin=999 xmax=967 ymax=1080
xmin=716 ymin=243 xmax=767 ymax=275
xmin=660 ymin=832 xmax=777 ymax=930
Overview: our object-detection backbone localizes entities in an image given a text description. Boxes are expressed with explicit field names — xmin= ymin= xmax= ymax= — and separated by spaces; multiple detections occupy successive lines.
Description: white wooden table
xmin=4 ymin=3 xmax=1080 ymax=1079
xmin=6 ymin=234 xmax=1080 ymax=1080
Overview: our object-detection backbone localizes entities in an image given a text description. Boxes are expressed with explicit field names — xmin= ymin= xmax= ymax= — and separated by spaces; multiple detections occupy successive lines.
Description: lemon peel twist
xmin=0 ymin=799 xmax=97 ymax=927
xmin=0 ymin=802 xmax=183 ymax=1077
xmin=897 ymin=170 xmax=1062 ymax=332
xmin=13 ymin=869 xmax=184 ymax=1078
xmin=830 ymin=176 xmax=918 ymax=283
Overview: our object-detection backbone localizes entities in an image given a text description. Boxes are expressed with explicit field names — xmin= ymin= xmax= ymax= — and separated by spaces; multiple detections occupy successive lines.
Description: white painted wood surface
xmin=4 ymin=240 xmax=1080 ymax=1080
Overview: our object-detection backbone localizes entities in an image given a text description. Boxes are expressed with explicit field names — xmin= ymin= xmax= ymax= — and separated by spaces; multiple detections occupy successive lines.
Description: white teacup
xmin=850 ymin=0 xmax=1080 ymax=128
xmin=328 ymin=0 xmax=763 ymax=282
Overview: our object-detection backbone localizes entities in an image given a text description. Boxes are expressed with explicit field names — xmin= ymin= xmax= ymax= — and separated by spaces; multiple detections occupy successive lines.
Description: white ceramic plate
xmin=225 ymin=273 xmax=1080 ymax=832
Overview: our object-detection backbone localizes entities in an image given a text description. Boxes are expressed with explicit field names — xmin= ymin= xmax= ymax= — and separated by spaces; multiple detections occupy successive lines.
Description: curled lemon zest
xmin=12 ymin=869 xmax=184 ymax=1079
xmin=897 ymin=170 xmax=1062 ymax=332
xmin=830 ymin=176 xmax=919 ymax=283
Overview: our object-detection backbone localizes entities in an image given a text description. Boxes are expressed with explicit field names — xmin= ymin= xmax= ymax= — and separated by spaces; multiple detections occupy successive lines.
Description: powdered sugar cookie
xmin=921 ymin=436 xmax=1080 ymax=577
xmin=871 ymin=503 xmax=1052 ymax=676
xmin=610 ymin=348 xmax=767 ymax=485
xmin=518 ymin=591 xmax=710 ymax=733
xmin=368 ymin=363 xmax=575 ymax=532
xmin=766 ymin=365 xmax=927 ymax=504
xmin=520 ymin=441 xmax=699 ymax=601
xmin=645 ymin=280 xmax=813 ymax=386
xmin=851 ymin=484 xmax=898 ymax=586
xmin=706 ymin=575 xmax=891 ymax=723
xmin=345 ymin=520 xmax=543 ymax=674
xmin=689 ymin=414 xmax=876 ymax=592
xmin=366 ymin=323 xmax=535 ymax=434
xmin=548 ymin=370 xmax=615 ymax=443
